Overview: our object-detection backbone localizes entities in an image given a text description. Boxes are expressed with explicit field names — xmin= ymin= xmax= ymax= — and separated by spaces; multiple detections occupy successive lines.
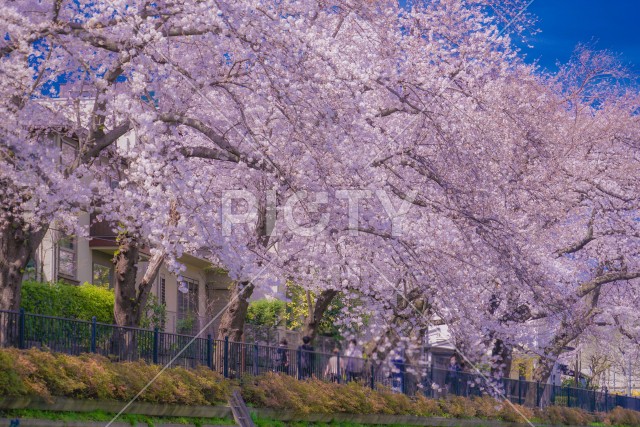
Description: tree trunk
xmin=112 ymin=200 xmax=175 ymax=328
xmin=215 ymin=194 xmax=269 ymax=343
xmin=491 ymin=339 xmax=513 ymax=379
xmin=527 ymin=311 xmax=597 ymax=406
xmin=533 ymin=353 xmax=558 ymax=385
xmin=303 ymin=289 xmax=338 ymax=340
xmin=136 ymin=252 xmax=165 ymax=322
xmin=110 ymin=232 xmax=166 ymax=361
xmin=217 ymin=281 xmax=255 ymax=341
xmin=112 ymin=234 xmax=165 ymax=328
xmin=112 ymin=233 xmax=141 ymax=327
xmin=0 ymin=219 xmax=48 ymax=347
xmin=533 ymin=287 xmax=601 ymax=386
xmin=525 ymin=346 xmax=562 ymax=407
xmin=0 ymin=220 xmax=48 ymax=311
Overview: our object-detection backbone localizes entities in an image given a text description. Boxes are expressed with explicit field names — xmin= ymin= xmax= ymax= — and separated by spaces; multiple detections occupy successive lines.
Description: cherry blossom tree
xmin=2 ymin=0 xmax=638 ymax=379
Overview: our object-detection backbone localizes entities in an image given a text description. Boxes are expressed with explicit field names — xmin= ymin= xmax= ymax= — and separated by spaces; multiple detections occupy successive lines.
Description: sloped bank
xmin=0 ymin=398 xmax=599 ymax=427
xmin=2 ymin=348 xmax=640 ymax=427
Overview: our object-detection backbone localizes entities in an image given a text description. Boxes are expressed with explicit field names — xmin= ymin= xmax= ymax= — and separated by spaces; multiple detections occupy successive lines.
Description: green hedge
xmin=20 ymin=281 xmax=115 ymax=323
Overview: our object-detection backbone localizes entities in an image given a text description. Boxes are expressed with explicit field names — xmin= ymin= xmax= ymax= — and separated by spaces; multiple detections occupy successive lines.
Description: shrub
xmin=176 ymin=313 xmax=197 ymax=335
xmin=441 ymin=395 xmax=534 ymax=423
xmin=242 ymin=373 xmax=310 ymax=413
xmin=21 ymin=281 xmax=115 ymax=323
xmin=243 ymin=373 xmax=446 ymax=417
xmin=139 ymin=293 xmax=167 ymax=331
xmin=21 ymin=281 xmax=166 ymax=330
xmin=2 ymin=348 xmax=640 ymax=425
xmin=606 ymin=406 xmax=640 ymax=427
xmin=0 ymin=351 xmax=28 ymax=396
xmin=439 ymin=395 xmax=477 ymax=418
xmin=411 ymin=394 xmax=443 ymax=417
xmin=538 ymin=405 xmax=595 ymax=426
xmin=498 ymin=402 xmax=534 ymax=423
xmin=472 ymin=395 xmax=504 ymax=418
xmin=0 ymin=348 xmax=229 ymax=405
xmin=246 ymin=299 xmax=286 ymax=328
xmin=375 ymin=386 xmax=414 ymax=415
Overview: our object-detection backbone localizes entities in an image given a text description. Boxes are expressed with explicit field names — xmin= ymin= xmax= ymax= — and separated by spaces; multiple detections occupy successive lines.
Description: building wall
xmin=29 ymin=213 xmax=92 ymax=285
xmin=205 ymin=271 xmax=233 ymax=335
xmin=32 ymin=227 xmax=56 ymax=283
xmin=160 ymin=262 xmax=208 ymax=333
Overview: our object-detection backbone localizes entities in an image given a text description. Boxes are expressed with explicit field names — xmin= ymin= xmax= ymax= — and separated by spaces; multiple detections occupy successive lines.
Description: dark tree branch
xmin=577 ymin=271 xmax=640 ymax=298
xmin=556 ymin=211 xmax=595 ymax=257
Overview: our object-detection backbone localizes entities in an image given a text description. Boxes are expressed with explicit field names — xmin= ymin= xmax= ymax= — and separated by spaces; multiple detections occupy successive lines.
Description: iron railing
xmin=2 ymin=309 xmax=639 ymax=413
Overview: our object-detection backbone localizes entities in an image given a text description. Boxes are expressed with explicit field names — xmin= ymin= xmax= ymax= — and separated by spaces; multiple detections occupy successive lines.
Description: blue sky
xmin=516 ymin=0 xmax=640 ymax=76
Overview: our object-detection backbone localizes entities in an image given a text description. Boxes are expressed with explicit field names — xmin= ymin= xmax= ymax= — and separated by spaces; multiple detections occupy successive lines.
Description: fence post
xmin=518 ymin=377 xmax=523 ymax=405
xmin=223 ymin=336 xmax=229 ymax=378
xmin=536 ymin=381 xmax=540 ymax=408
xmin=403 ymin=367 xmax=408 ymax=395
xmin=297 ymin=347 xmax=302 ymax=380
xmin=90 ymin=316 xmax=97 ymax=353
xmin=567 ymin=386 xmax=571 ymax=408
xmin=152 ymin=327 xmax=159 ymax=364
xmin=337 ymin=353 xmax=341 ymax=384
xmin=253 ymin=343 xmax=258 ymax=376
xmin=207 ymin=334 xmax=213 ymax=369
xmin=18 ymin=308 xmax=25 ymax=349
xmin=370 ymin=364 xmax=375 ymax=390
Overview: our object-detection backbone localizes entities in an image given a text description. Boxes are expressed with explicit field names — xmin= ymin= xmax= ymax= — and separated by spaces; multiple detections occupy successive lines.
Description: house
xmin=24 ymin=210 xmax=234 ymax=336
xmin=21 ymin=127 xmax=234 ymax=336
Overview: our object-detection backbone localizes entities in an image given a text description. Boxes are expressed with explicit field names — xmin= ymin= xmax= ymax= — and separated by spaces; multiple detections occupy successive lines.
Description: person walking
xmin=276 ymin=338 xmax=289 ymax=374
xmin=345 ymin=339 xmax=364 ymax=382
xmin=445 ymin=356 xmax=461 ymax=395
xmin=324 ymin=348 xmax=342 ymax=382
xmin=298 ymin=336 xmax=315 ymax=379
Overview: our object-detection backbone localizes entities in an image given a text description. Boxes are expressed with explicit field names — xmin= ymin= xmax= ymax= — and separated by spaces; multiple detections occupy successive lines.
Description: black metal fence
xmin=243 ymin=323 xmax=337 ymax=353
xmin=2 ymin=309 xmax=639 ymax=413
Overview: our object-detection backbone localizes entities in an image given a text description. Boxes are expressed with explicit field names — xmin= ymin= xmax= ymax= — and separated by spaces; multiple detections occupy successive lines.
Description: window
xmin=22 ymin=258 xmax=37 ymax=281
xmin=92 ymin=262 xmax=112 ymax=288
xmin=58 ymin=235 xmax=77 ymax=279
xmin=178 ymin=277 xmax=199 ymax=314
xmin=177 ymin=277 xmax=199 ymax=334
xmin=157 ymin=274 xmax=166 ymax=306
